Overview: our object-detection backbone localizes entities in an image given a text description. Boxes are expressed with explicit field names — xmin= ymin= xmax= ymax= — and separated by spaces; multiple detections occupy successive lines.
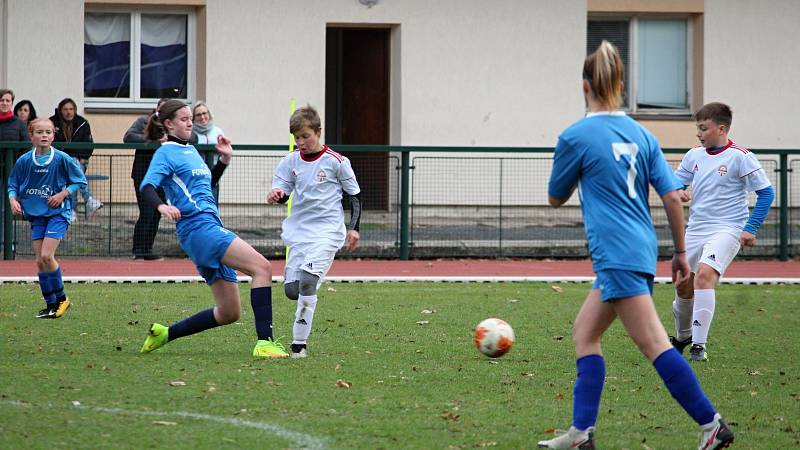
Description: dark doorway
xmin=325 ymin=27 xmax=390 ymax=210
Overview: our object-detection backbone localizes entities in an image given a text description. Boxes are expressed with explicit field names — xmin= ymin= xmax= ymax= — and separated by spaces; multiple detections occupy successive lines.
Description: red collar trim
xmin=0 ymin=111 xmax=13 ymax=121
xmin=300 ymin=145 xmax=327 ymax=162
xmin=706 ymin=139 xmax=732 ymax=155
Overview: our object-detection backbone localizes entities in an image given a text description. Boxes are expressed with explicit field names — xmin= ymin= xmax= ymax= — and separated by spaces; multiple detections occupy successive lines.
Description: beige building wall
xmin=204 ymin=0 xmax=586 ymax=147
xmin=704 ymin=0 xmax=800 ymax=149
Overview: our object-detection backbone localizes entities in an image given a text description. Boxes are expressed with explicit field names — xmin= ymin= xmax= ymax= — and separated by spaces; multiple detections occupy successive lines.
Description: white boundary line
xmin=2 ymin=400 xmax=326 ymax=450
xmin=1 ymin=275 xmax=799 ymax=284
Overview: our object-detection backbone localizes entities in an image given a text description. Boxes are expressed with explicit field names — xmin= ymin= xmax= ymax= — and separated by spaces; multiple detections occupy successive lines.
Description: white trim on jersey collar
xmin=585 ymin=111 xmax=626 ymax=118
xmin=31 ymin=147 xmax=55 ymax=166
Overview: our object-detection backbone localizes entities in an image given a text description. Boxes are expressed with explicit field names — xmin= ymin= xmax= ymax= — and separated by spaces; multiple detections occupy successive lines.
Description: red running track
xmin=0 ymin=258 xmax=797 ymax=279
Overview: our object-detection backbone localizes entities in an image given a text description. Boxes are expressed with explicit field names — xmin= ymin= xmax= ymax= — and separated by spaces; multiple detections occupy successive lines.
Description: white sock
xmin=292 ymin=294 xmax=318 ymax=344
xmin=692 ymin=289 xmax=716 ymax=345
xmin=672 ymin=296 xmax=694 ymax=341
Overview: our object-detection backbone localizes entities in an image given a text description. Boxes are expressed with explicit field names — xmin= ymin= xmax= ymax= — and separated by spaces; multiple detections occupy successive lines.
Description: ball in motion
xmin=474 ymin=318 xmax=515 ymax=358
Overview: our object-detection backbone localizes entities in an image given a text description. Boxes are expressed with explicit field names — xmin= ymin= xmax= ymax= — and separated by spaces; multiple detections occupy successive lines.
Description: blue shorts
xmin=177 ymin=214 xmax=238 ymax=285
xmin=592 ymin=269 xmax=654 ymax=302
xmin=30 ymin=215 xmax=70 ymax=240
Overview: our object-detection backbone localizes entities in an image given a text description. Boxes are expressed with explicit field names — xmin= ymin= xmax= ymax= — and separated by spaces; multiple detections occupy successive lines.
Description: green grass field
xmin=1 ymin=282 xmax=798 ymax=449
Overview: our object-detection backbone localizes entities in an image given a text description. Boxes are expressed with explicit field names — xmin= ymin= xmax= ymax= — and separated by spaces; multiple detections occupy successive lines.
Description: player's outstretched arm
xmin=215 ymin=135 xmax=232 ymax=164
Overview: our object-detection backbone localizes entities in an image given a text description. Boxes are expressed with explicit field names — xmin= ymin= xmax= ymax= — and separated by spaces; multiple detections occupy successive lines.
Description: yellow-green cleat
xmin=55 ymin=298 xmax=71 ymax=318
xmin=140 ymin=323 xmax=169 ymax=353
xmin=253 ymin=338 xmax=289 ymax=359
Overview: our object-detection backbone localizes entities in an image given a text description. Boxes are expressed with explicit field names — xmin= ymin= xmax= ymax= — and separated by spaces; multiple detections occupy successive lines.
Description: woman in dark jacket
xmin=0 ymin=89 xmax=29 ymax=143
xmin=1 ymin=88 xmax=30 ymax=252
xmin=49 ymin=98 xmax=103 ymax=218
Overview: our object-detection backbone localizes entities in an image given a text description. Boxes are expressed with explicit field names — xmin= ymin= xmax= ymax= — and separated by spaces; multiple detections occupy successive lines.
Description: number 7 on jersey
xmin=612 ymin=143 xmax=639 ymax=199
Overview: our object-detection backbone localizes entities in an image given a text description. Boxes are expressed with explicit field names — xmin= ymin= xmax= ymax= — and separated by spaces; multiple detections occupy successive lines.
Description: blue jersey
xmin=141 ymin=141 xmax=219 ymax=224
xmin=548 ymin=112 xmax=682 ymax=275
xmin=7 ymin=148 xmax=87 ymax=221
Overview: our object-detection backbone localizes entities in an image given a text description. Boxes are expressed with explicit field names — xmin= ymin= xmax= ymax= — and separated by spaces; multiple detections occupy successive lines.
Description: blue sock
xmin=653 ymin=348 xmax=717 ymax=425
xmin=572 ymin=354 xmax=605 ymax=431
xmin=38 ymin=272 xmax=56 ymax=306
xmin=168 ymin=308 xmax=219 ymax=342
xmin=52 ymin=267 xmax=66 ymax=301
xmin=250 ymin=287 xmax=273 ymax=340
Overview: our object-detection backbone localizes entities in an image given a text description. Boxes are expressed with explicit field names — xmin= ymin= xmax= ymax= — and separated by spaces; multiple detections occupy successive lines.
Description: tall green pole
xmin=779 ymin=153 xmax=789 ymax=261
xmin=399 ymin=151 xmax=410 ymax=260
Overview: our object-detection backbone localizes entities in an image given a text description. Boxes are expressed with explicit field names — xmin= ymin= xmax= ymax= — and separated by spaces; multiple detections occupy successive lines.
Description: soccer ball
xmin=474 ymin=318 xmax=515 ymax=358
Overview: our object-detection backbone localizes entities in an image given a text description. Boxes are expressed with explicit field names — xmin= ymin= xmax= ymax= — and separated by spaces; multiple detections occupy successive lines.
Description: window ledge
xmin=85 ymin=101 xmax=162 ymax=114
xmin=630 ymin=112 xmax=693 ymax=121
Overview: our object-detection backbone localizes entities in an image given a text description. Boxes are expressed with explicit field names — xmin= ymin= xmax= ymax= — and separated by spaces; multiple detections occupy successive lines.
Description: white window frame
xmin=589 ymin=15 xmax=693 ymax=116
xmin=84 ymin=6 xmax=196 ymax=111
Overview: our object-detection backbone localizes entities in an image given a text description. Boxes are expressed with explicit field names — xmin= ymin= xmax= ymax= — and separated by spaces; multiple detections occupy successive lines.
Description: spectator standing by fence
xmin=50 ymin=98 xmax=102 ymax=219
xmin=191 ymin=101 xmax=225 ymax=202
xmin=13 ymin=99 xmax=38 ymax=128
xmin=1 ymin=88 xmax=31 ymax=253
xmin=124 ymin=98 xmax=169 ymax=260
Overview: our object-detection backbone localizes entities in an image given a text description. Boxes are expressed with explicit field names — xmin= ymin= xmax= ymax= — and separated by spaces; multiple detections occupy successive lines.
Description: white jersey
xmin=675 ymin=140 xmax=771 ymax=235
xmin=272 ymin=146 xmax=360 ymax=246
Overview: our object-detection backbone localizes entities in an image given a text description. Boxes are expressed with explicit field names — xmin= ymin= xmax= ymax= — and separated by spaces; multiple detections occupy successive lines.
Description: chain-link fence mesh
xmin=2 ymin=145 xmax=798 ymax=259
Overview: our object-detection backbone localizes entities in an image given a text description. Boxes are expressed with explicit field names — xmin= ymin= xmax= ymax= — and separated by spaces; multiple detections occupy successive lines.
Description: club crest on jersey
xmin=692 ymin=163 xmax=700 ymax=173
xmin=718 ymin=165 xmax=728 ymax=176
xmin=316 ymin=170 xmax=327 ymax=182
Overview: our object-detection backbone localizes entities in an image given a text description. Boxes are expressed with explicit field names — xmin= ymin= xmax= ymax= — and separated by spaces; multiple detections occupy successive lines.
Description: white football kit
xmin=272 ymin=146 xmax=361 ymax=282
xmin=674 ymin=140 xmax=771 ymax=274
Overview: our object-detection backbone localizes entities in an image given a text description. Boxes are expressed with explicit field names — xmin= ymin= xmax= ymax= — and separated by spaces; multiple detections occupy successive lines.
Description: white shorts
xmin=284 ymin=240 xmax=343 ymax=284
xmin=686 ymin=231 xmax=741 ymax=277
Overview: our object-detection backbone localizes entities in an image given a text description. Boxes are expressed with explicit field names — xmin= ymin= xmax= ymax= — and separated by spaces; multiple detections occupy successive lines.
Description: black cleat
xmin=36 ymin=306 xmax=57 ymax=319
xmin=670 ymin=335 xmax=692 ymax=354
xmin=690 ymin=343 xmax=708 ymax=362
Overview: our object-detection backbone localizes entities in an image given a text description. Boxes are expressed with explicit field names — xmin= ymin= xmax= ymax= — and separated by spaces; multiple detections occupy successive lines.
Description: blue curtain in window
xmin=84 ymin=13 xmax=130 ymax=98
xmin=141 ymin=15 xmax=187 ymax=98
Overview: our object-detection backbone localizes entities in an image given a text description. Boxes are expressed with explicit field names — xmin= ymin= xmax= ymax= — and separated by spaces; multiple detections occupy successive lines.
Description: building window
xmin=84 ymin=9 xmax=195 ymax=110
xmin=588 ymin=17 xmax=690 ymax=114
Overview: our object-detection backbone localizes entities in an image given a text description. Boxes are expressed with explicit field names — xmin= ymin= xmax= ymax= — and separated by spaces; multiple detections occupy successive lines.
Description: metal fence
xmin=2 ymin=142 xmax=798 ymax=260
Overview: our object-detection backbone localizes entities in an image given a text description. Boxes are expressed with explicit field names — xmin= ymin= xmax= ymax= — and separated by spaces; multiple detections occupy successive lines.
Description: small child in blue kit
xmin=7 ymin=117 xmax=87 ymax=318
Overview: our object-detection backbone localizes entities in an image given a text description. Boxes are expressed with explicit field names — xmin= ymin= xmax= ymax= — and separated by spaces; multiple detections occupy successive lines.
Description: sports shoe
xmin=290 ymin=343 xmax=308 ymax=359
xmin=690 ymin=343 xmax=708 ymax=362
xmin=670 ymin=335 xmax=692 ymax=354
xmin=140 ymin=323 xmax=169 ymax=353
xmin=55 ymin=298 xmax=71 ymax=318
xmin=698 ymin=414 xmax=734 ymax=450
xmin=85 ymin=197 xmax=103 ymax=219
xmin=253 ymin=338 xmax=289 ymax=359
xmin=538 ymin=426 xmax=595 ymax=449
xmin=36 ymin=306 xmax=57 ymax=319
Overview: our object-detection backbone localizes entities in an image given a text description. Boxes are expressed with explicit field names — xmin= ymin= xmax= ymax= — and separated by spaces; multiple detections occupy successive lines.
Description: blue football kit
xmin=7 ymin=148 xmax=87 ymax=226
xmin=548 ymin=112 xmax=682 ymax=299
xmin=141 ymin=141 xmax=236 ymax=283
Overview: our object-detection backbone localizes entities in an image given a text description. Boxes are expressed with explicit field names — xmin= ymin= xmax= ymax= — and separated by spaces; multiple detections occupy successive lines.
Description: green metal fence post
xmin=3 ymin=146 xmax=14 ymax=260
xmin=399 ymin=150 xmax=410 ymax=260
xmin=779 ymin=152 xmax=789 ymax=261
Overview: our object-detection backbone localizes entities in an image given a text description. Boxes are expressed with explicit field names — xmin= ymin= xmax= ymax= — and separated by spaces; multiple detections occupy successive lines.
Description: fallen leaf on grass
xmin=441 ymin=411 xmax=460 ymax=421
xmin=335 ymin=379 xmax=352 ymax=388
xmin=169 ymin=381 xmax=186 ymax=387
xmin=327 ymin=287 xmax=337 ymax=292
xmin=416 ymin=320 xmax=430 ymax=325
xmin=421 ymin=309 xmax=436 ymax=314
xmin=153 ymin=421 xmax=177 ymax=426
xmin=554 ymin=392 xmax=565 ymax=400
xmin=550 ymin=285 xmax=563 ymax=293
